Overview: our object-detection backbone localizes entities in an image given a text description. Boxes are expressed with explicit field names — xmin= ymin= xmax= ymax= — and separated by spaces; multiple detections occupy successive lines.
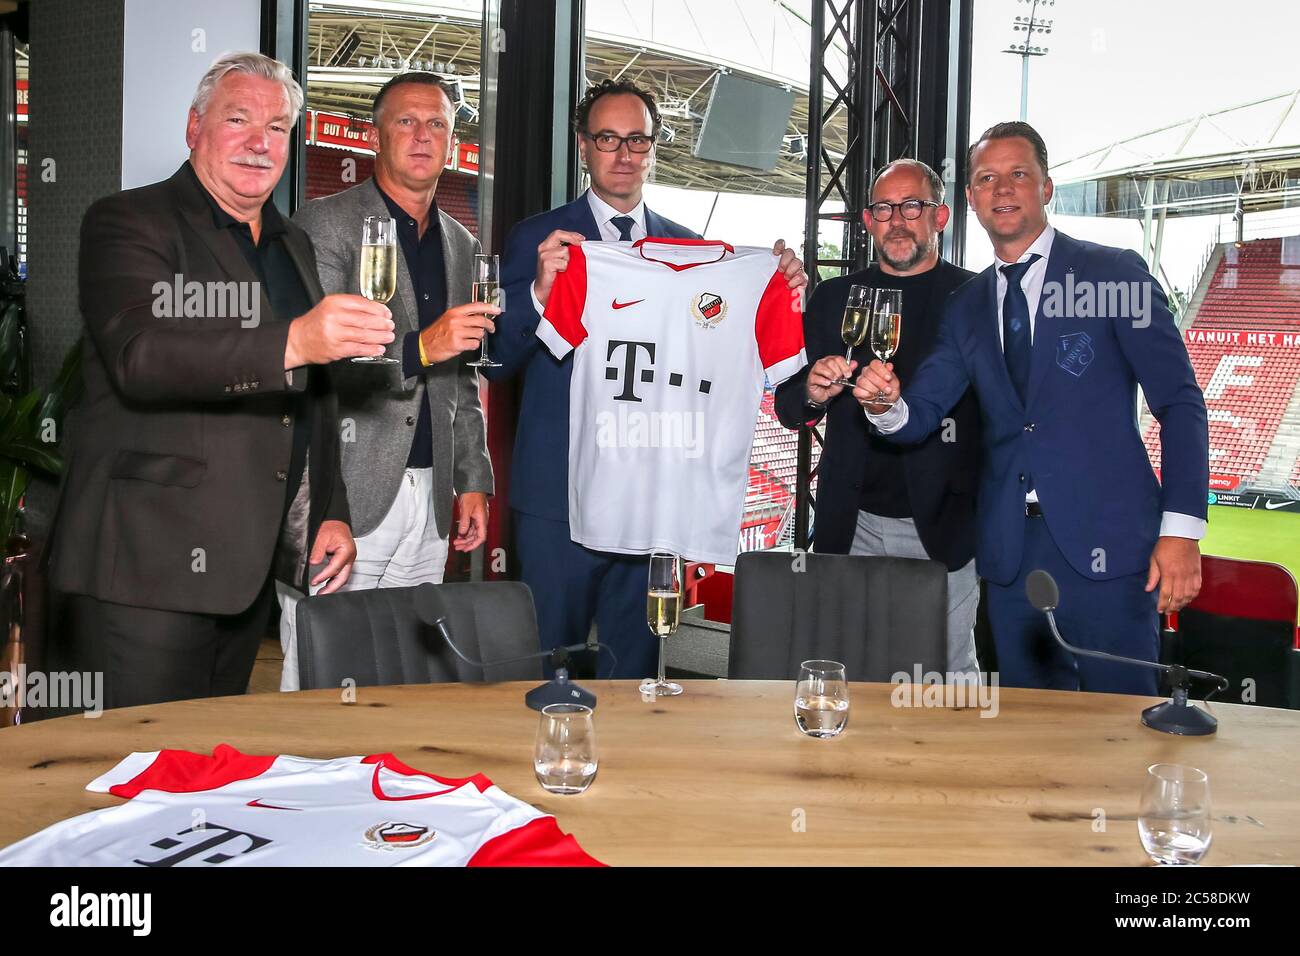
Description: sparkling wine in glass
xmin=640 ymin=552 xmax=683 ymax=698
xmin=467 ymin=254 xmax=502 ymax=369
xmin=1139 ymin=763 xmax=1213 ymax=865
xmin=830 ymin=284 xmax=873 ymax=388
xmin=353 ymin=216 xmax=400 ymax=364
xmin=794 ymin=660 xmax=850 ymax=738
xmin=866 ymin=287 xmax=903 ymax=406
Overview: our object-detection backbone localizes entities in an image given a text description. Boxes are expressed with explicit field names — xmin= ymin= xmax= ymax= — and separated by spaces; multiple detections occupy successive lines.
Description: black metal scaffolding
xmin=795 ymin=0 xmax=971 ymax=552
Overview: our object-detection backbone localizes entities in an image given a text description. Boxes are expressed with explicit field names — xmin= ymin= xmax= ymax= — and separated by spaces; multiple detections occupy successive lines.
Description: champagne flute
xmin=353 ymin=216 xmax=400 ymax=364
xmin=829 ymin=284 xmax=872 ymax=388
xmin=640 ymin=552 xmax=683 ymax=697
xmin=466 ymin=254 xmax=502 ymax=369
xmin=1139 ymin=763 xmax=1213 ymax=865
xmin=866 ymin=287 xmax=903 ymax=406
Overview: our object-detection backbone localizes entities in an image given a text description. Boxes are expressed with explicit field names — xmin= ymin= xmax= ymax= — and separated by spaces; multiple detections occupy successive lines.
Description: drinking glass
xmin=466 ymin=254 xmax=502 ymax=368
xmin=829 ymin=284 xmax=873 ymax=387
xmin=1138 ymin=763 xmax=1213 ymax=865
xmin=534 ymin=703 xmax=598 ymax=795
xmin=353 ymin=216 xmax=399 ymax=364
xmin=866 ymin=287 xmax=903 ymax=406
xmin=640 ymin=552 xmax=683 ymax=697
xmin=794 ymin=660 xmax=850 ymax=738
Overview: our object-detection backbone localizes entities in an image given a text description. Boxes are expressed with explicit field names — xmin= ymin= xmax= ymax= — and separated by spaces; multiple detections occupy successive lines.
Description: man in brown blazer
xmin=49 ymin=52 xmax=393 ymax=709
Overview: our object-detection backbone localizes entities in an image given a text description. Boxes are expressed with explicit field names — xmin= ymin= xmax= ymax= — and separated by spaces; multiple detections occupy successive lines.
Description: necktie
xmin=1000 ymin=254 xmax=1041 ymax=406
xmin=611 ymin=215 xmax=636 ymax=242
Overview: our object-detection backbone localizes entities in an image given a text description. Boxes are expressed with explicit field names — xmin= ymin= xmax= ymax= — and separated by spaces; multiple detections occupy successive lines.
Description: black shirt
xmin=856 ymin=264 xmax=941 ymax=518
xmin=377 ymin=184 xmax=448 ymax=470
xmin=185 ymin=162 xmax=312 ymax=512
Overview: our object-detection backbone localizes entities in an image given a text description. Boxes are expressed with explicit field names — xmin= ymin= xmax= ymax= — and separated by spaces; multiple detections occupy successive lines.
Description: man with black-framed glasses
xmin=775 ymin=158 xmax=982 ymax=680
xmin=485 ymin=77 xmax=806 ymax=678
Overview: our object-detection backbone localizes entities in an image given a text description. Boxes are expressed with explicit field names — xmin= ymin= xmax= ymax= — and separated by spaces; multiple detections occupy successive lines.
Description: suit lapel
xmin=439 ymin=208 xmax=469 ymax=307
xmin=361 ymin=179 xmax=420 ymax=334
xmin=172 ymin=165 xmax=276 ymax=326
xmin=572 ymin=193 xmax=603 ymax=241
xmin=282 ymin=227 xmax=324 ymax=303
xmin=1027 ymin=231 xmax=1077 ymax=405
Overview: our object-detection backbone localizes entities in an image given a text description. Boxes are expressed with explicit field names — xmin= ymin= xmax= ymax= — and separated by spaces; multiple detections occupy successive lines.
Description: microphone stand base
xmin=525 ymin=666 xmax=597 ymax=712
xmin=1141 ymin=700 xmax=1217 ymax=736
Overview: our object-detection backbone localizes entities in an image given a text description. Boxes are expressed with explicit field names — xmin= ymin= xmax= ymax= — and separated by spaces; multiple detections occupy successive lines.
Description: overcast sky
xmin=640 ymin=0 xmax=1300 ymax=290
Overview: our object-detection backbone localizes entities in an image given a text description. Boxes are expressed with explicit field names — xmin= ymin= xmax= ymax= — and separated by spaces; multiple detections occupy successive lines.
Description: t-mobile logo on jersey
xmin=605 ymin=339 xmax=714 ymax=403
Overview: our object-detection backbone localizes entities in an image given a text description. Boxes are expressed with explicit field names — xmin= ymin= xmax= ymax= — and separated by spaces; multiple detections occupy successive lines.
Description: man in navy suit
xmin=858 ymin=122 xmax=1209 ymax=694
xmin=485 ymin=78 xmax=806 ymax=677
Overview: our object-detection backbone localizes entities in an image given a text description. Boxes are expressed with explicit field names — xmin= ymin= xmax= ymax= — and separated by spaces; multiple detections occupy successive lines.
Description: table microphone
xmin=413 ymin=583 xmax=603 ymax=711
xmin=1025 ymin=570 xmax=1227 ymax=736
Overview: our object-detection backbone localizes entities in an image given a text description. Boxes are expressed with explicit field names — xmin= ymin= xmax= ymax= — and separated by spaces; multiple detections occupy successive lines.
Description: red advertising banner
xmin=1186 ymin=328 xmax=1300 ymax=349
xmin=304 ymin=110 xmax=479 ymax=177
xmin=16 ymin=79 xmax=26 ymax=118
xmin=312 ymin=111 xmax=374 ymax=151
xmin=457 ymin=142 xmax=479 ymax=173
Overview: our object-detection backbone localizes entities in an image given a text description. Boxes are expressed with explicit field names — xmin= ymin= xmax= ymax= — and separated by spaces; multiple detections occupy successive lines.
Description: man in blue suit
xmin=857 ymin=122 xmax=1208 ymax=694
xmin=485 ymin=78 xmax=806 ymax=677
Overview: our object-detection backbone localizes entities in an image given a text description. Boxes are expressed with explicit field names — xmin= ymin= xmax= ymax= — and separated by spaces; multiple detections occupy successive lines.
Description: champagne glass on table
xmin=353 ymin=216 xmax=399 ymax=364
xmin=640 ymin=552 xmax=683 ymax=697
xmin=467 ymin=254 xmax=502 ymax=369
xmin=865 ymin=287 xmax=903 ymax=406
xmin=1139 ymin=764 xmax=1213 ymax=865
xmin=829 ymin=284 xmax=872 ymax=388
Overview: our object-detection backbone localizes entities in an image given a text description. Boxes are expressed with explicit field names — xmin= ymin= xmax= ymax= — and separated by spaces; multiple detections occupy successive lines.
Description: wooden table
xmin=1 ymin=680 xmax=1297 ymax=865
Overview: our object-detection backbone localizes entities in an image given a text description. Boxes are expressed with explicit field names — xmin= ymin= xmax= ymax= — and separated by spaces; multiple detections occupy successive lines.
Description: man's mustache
xmin=231 ymin=155 xmax=275 ymax=169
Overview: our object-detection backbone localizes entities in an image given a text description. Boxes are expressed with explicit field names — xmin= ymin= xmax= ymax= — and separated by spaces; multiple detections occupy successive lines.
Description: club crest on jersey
xmin=363 ymin=822 xmax=436 ymax=850
xmin=691 ymin=292 xmax=728 ymax=329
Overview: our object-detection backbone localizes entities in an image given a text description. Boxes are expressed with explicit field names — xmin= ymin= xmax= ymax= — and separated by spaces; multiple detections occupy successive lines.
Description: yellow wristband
xmin=418 ymin=332 xmax=430 ymax=367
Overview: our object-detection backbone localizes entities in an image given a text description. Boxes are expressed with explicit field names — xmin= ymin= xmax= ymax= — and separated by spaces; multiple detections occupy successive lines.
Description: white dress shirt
xmin=530 ymin=189 xmax=648 ymax=313
xmin=867 ymin=222 xmax=1203 ymax=540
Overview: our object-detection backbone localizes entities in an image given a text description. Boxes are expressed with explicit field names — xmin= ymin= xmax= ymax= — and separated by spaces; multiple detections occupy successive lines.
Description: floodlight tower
xmin=1003 ymin=0 xmax=1056 ymax=121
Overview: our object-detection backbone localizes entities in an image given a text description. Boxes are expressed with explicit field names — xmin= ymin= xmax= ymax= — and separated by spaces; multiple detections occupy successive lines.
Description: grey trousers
xmin=849 ymin=510 xmax=981 ymax=678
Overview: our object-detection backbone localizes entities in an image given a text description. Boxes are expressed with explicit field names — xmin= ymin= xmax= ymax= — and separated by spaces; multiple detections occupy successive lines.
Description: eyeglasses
xmin=866 ymin=199 xmax=940 ymax=222
xmin=583 ymin=131 xmax=655 ymax=154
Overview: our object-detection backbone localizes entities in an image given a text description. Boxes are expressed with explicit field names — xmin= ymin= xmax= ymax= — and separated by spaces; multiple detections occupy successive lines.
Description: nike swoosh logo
xmin=1263 ymin=500 xmax=1295 ymax=510
xmin=247 ymin=799 xmax=302 ymax=811
xmin=612 ymin=299 xmax=644 ymax=310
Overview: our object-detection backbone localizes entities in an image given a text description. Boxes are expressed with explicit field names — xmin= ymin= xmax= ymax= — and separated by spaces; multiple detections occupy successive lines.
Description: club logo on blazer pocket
xmin=1056 ymin=332 xmax=1094 ymax=378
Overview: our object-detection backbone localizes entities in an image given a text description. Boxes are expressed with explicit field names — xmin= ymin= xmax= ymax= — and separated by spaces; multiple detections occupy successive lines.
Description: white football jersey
xmin=538 ymin=238 xmax=806 ymax=563
xmin=0 ymin=745 xmax=601 ymax=867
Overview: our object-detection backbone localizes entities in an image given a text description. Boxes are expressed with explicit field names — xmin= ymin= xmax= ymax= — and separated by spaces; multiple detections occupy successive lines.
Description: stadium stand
xmin=1144 ymin=236 xmax=1300 ymax=493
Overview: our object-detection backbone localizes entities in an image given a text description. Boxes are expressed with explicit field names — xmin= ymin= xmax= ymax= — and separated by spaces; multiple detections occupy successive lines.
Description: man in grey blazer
xmin=278 ymin=73 xmax=495 ymax=687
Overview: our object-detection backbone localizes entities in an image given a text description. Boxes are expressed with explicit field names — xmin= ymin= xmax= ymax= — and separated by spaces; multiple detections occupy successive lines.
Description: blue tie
xmin=611 ymin=216 xmax=635 ymax=241
xmin=1000 ymin=254 xmax=1041 ymax=406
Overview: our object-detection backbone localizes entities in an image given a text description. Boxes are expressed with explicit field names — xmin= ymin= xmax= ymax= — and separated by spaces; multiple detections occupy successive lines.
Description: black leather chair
xmin=728 ymin=552 xmax=948 ymax=681
xmin=295 ymin=583 xmax=544 ymax=690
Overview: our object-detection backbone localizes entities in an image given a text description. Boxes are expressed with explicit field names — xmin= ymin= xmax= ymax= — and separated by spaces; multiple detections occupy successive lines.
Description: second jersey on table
xmin=538 ymin=238 xmax=806 ymax=564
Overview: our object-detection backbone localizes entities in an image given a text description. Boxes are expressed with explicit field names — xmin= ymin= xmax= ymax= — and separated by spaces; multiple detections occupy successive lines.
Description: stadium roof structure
xmin=306 ymin=0 xmax=848 ymax=196
xmin=1050 ymin=88 xmax=1300 ymax=222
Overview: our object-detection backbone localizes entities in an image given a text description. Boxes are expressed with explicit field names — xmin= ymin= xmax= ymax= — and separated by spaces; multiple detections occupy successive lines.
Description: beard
xmin=878 ymin=232 xmax=937 ymax=272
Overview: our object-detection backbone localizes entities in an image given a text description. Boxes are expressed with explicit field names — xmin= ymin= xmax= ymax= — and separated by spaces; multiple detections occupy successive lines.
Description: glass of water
xmin=794 ymin=660 xmax=850 ymax=738
xmin=534 ymin=703 xmax=598 ymax=795
xmin=1139 ymin=763 xmax=1212 ymax=865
